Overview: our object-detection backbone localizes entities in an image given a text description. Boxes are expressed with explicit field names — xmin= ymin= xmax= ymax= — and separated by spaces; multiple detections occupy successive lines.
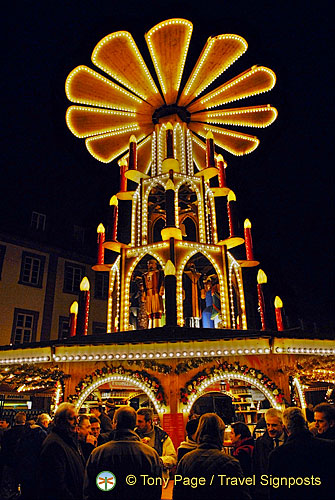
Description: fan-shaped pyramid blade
xmin=178 ymin=34 xmax=247 ymax=107
xmin=66 ymin=106 xmax=152 ymax=138
xmin=145 ymin=19 xmax=193 ymax=105
xmin=192 ymin=105 xmax=278 ymax=128
xmin=189 ymin=123 xmax=259 ymax=156
xmin=188 ymin=66 xmax=276 ymax=113
xmin=66 ymin=66 xmax=152 ymax=113
xmin=85 ymin=125 xmax=153 ymax=163
xmin=92 ymin=31 xmax=164 ymax=107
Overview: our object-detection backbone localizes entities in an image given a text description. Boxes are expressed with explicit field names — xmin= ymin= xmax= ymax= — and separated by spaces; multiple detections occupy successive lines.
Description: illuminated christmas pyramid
xmin=65 ymin=18 xmax=284 ymax=334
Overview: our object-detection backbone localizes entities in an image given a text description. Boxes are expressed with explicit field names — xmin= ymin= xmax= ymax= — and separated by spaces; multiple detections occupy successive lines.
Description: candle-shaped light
xmin=77 ymin=277 xmax=90 ymax=335
xmin=244 ymin=219 xmax=254 ymax=260
xmin=166 ymin=122 xmax=174 ymax=158
xmin=206 ymin=131 xmax=215 ymax=168
xmin=109 ymin=196 xmax=118 ymax=241
xmin=217 ymin=154 xmax=227 ymax=187
xmin=96 ymin=223 xmax=105 ymax=265
xmin=274 ymin=296 xmax=284 ymax=331
xmin=164 ymin=260 xmax=177 ymax=326
xmin=227 ymin=190 xmax=237 ymax=237
xmin=69 ymin=301 xmax=78 ymax=337
xmin=128 ymin=135 xmax=137 ymax=170
xmin=118 ymin=158 xmax=128 ymax=192
xmin=257 ymin=269 xmax=267 ymax=330
xmin=165 ymin=179 xmax=175 ymax=227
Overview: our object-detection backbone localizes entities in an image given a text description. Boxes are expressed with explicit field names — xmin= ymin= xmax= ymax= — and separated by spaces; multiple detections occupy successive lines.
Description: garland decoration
xmin=282 ymin=357 xmax=335 ymax=383
xmin=127 ymin=359 xmax=172 ymax=374
xmin=175 ymin=358 xmax=213 ymax=374
xmin=180 ymin=360 xmax=285 ymax=405
xmin=68 ymin=365 xmax=166 ymax=406
xmin=0 ymin=364 xmax=69 ymax=410
xmin=0 ymin=364 xmax=69 ymax=393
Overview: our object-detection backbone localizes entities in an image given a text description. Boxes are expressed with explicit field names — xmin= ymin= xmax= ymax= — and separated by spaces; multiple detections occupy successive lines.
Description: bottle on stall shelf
xmin=224 ymin=424 xmax=232 ymax=444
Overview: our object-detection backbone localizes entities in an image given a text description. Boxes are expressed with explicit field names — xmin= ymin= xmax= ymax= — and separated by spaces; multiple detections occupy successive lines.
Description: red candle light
xmin=274 ymin=296 xmax=284 ymax=331
xmin=69 ymin=301 xmax=78 ymax=337
xmin=96 ymin=223 xmax=105 ymax=265
xmin=257 ymin=269 xmax=267 ymax=330
xmin=77 ymin=277 xmax=90 ymax=335
xmin=118 ymin=158 xmax=128 ymax=192
xmin=217 ymin=154 xmax=227 ymax=187
xmin=128 ymin=135 xmax=137 ymax=170
xmin=227 ymin=191 xmax=236 ymax=237
xmin=166 ymin=122 xmax=174 ymax=158
xmin=206 ymin=131 xmax=215 ymax=168
xmin=109 ymin=196 xmax=118 ymax=241
xmin=244 ymin=219 xmax=254 ymax=260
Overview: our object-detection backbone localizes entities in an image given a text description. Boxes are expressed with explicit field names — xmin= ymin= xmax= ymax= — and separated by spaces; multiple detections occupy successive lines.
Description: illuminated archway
xmin=71 ymin=372 xmax=167 ymax=414
xmin=180 ymin=369 xmax=284 ymax=414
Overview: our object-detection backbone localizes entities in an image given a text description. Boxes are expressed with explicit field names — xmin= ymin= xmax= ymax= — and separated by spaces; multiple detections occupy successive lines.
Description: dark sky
xmin=2 ymin=1 xmax=333 ymax=331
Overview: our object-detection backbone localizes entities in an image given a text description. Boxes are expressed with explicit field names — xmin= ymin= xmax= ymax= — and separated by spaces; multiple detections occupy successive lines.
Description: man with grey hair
xmin=84 ymin=406 xmax=161 ymax=500
xmin=38 ymin=402 xmax=85 ymax=500
xmin=268 ymin=407 xmax=335 ymax=499
xmin=36 ymin=412 xmax=52 ymax=432
xmin=252 ymin=408 xmax=286 ymax=499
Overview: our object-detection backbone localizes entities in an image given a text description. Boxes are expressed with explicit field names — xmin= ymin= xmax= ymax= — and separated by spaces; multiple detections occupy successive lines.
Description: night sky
xmin=2 ymin=1 xmax=333 ymax=331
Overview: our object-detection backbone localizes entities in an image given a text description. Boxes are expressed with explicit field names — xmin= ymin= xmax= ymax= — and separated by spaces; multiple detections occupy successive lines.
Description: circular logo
xmin=96 ymin=471 xmax=116 ymax=491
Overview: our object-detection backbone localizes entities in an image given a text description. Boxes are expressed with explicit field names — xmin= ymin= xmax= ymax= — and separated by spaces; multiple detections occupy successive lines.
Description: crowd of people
xmin=0 ymin=401 xmax=334 ymax=500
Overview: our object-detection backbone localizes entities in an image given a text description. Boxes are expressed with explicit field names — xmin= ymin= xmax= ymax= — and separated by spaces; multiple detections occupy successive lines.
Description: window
xmin=95 ymin=272 xmax=109 ymax=300
xmin=92 ymin=322 xmax=107 ymax=334
xmin=11 ymin=308 xmax=39 ymax=345
xmin=31 ymin=211 xmax=46 ymax=231
xmin=19 ymin=252 xmax=45 ymax=288
xmin=0 ymin=245 xmax=6 ymax=279
xmin=63 ymin=262 xmax=85 ymax=294
xmin=58 ymin=316 xmax=70 ymax=339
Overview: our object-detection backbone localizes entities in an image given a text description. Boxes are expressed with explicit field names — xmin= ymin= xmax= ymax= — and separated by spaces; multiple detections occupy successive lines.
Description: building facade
xmin=0 ymin=231 xmax=107 ymax=346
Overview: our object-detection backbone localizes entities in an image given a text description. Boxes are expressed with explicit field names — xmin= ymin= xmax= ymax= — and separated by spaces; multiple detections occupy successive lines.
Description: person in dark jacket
xmin=105 ymin=398 xmax=116 ymax=423
xmin=90 ymin=404 xmax=113 ymax=433
xmin=78 ymin=414 xmax=96 ymax=462
xmin=36 ymin=412 xmax=52 ymax=432
xmin=268 ymin=407 xmax=335 ymax=500
xmin=83 ymin=406 xmax=162 ymax=500
xmin=89 ymin=415 xmax=107 ymax=446
xmin=252 ymin=408 xmax=286 ymax=500
xmin=231 ymin=422 xmax=254 ymax=476
xmin=177 ymin=417 xmax=199 ymax=462
xmin=173 ymin=413 xmax=251 ymax=500
xmin=0 ymin=411 xmax=28 ymax=499
xmin=16 ymin=420 xmax=48 ymax=500
xmin=38 ymin=402 xmax=85 ymax=500
xmin=313 ymin=402 xmax=335 ymax=440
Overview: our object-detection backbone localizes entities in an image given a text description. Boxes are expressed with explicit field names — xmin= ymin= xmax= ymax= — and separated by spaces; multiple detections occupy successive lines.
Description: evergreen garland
xmin=180 ymin=360 xmax=285 ymax=405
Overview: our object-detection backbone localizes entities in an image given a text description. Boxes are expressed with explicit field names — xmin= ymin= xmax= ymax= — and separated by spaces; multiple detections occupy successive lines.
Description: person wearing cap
xmin=105 ymin=398 xmax=116 ymax=422
xmin=90 ymin=404 xmax=113 ymax=433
